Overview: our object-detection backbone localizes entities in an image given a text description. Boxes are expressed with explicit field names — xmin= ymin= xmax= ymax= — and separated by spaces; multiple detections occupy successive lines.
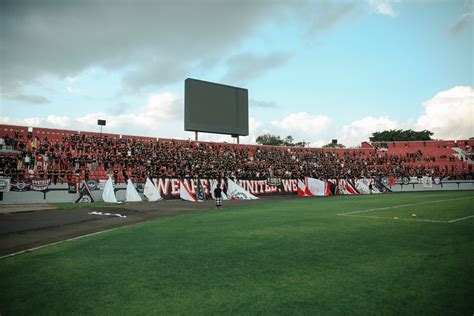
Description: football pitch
xmin=0 ymin=191 xmax=473 ymax=315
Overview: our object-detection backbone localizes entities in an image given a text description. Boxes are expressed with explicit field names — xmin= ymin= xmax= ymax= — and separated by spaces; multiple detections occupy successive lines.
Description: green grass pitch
xmin=1 ymin=191 xmax=473 ymax=314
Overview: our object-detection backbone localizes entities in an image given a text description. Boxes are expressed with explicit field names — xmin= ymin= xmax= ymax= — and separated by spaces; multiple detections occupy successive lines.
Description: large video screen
xmin=185 ymin=78 xmax=248 ymax=136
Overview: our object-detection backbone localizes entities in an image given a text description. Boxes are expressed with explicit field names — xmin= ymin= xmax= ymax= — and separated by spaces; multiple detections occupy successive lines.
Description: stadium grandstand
xmin=1 ymin=1 xmax=473 ymax=314
xmin=1 ymin=124 xmax=472 ymax=185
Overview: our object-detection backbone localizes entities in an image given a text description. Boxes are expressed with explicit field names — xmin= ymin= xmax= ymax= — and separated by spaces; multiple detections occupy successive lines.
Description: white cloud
xmin=65 ymin=76 xmax=77 ymax=83
xmin=339 ymin=116 xmax=400 ymax=146
xmin=416 ymin=86 xmax=474 ymax=140
xmin=3 ymin=86 xmax=472 ymax=146
xmin=271 ymin=112 xmax=331 ymax=132
xmin=0 ymin=117 xmax=11 ymax=124
xmin=2 ymin=92 xmax=184 ymax=138
xmin=270 ymin=112 xmax=332 ymax=144
xmin=337 ymin=86 xmax=474 ymax=145
xmin=240 ymin=117 xmax=264 ymax=144
xmin=450 ymin=11 xmax=474 ymax=36
xmin=23 ymin=117 xmax=44 ymax=127
xmin=267 ymin=114 xmax=400 ymax=147
xmin=43 ymin=115 xmax=74 ymax=129
xmin=66 ymin=86 xmax=83 ymax=95
xmin=259 ymin=86 xmax=473 ymax=146
xmin=145 ymin=93 xmax=182 ymax=120
xmin=309 ymin=140 xmax=327 ymax=148
xmin=368 ymin=0 xmax=398 ymax=17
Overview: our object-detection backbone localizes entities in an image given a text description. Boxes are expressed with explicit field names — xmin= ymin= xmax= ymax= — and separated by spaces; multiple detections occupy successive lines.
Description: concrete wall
xmin=0 ymin=183 xmax=134 ymax=204
xmin=389 ymin=181 xmax=474 ymax=192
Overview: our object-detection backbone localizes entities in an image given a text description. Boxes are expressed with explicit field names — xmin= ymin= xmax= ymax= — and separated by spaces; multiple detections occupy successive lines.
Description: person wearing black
xmin=122 ymin=169 xmax=129 ymax=181
xmin=213 ymin=186 xmax=222 ymax=209
xmin=53 ymin=169 xmax=59 ymax=185
xmin=113 ymin=169 xmax=119 ymax=184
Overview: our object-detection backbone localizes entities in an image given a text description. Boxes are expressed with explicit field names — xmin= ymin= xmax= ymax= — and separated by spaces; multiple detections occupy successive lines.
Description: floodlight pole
xmin=237 ymin=136 xmax=239 ymax=144
xmin=195 ymin=131 xmax=198 ymax=141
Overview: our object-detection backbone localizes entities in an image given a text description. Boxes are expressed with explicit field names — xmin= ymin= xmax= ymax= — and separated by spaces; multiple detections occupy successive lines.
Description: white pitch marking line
xmin=0 ymin=226 xmax=123 ymax=260
xmin=448 ymin=215 xmax=474 ymax=223
xmin=0 ymin=216 xmax=160 ymax=260
xmin=338 ymin=196 xmax=474 ymax=216
xmin=339 ymin=214 xmax=449 ymax=223
xmin=0 ymin=206 xmax=213 ymax=260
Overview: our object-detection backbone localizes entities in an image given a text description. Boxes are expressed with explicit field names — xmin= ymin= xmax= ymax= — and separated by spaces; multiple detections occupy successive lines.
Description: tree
xmin=283 ymin=135 xmax=294 ymax=146
xmin=255 ymin=134 xmax=284 ymax=146
xmin=322 ymin=142 xmax=345 ymax=148
xmin=369 ymin=129 xmax=433 ymax=142
xmin=294 ymin=141 xmax=309 ymax=147
xmin=255 ymin=134 xmax=308 ymax=147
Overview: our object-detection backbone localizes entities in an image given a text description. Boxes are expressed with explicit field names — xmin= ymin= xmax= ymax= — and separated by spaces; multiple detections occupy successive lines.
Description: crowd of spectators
xmin=0 ymin=132 xmax=472 ymax=184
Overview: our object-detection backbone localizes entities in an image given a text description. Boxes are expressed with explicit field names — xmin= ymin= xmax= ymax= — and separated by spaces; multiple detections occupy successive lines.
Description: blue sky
xmin=1 ymin=0 xmax=472 ymax=146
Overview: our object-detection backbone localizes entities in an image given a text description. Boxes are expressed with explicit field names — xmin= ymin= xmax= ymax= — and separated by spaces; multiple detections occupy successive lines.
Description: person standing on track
xmin=214 ymin=185 xmax=223 ymax=210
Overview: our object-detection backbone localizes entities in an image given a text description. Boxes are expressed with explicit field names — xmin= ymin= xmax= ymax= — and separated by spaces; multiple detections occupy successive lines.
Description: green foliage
xmin=1 ymin=192 xmax=473 ymax=315
xmin=283 ymin=135 xmax=294 ymax=146
xmin=370 ymin=129 xmax=433 ymax=142
xmin=255 ymin=133 xmax=308 ymax=147
xmin=255 ymin=133 xmax=283 ymax=146
xmin=294 ymin=141 xmax=309 ymax=147
xmin=322 ymin=142 xmax=345 ymax=148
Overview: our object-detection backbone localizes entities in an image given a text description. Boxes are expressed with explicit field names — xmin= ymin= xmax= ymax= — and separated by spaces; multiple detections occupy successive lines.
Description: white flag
xmin=355 ymin=178 xmax=371 ymax=194
xmin=422 ymin=176 xmax=433 ymax=188
xmin=226 ymin=178 xmax=258 ymax=200
xmin=102 ymin=176 xmax=118 ymax=203
xmin=306 ymin=177 xmax=326 ymax=196
xmin=179 ymin=179 xmax=202 ymax=202
xmin=126 ymin=179 xmax=142 ymax=202
xmin=144 ymin=178 xmax=162 ymax=202
xmin=355 ymin=178 xmax=380 ymax=194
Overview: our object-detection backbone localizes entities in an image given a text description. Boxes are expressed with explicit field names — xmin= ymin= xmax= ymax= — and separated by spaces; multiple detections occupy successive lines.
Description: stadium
xmin=1 ymin=1 xmax=473 ymax=315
